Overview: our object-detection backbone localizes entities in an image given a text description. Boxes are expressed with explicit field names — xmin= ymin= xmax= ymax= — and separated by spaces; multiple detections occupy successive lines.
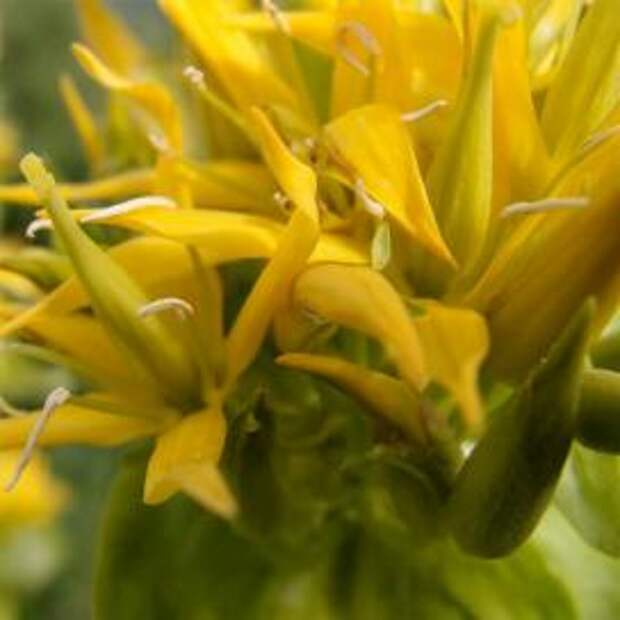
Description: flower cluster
xmin=0 ymin=0 xmax=619 ymax=578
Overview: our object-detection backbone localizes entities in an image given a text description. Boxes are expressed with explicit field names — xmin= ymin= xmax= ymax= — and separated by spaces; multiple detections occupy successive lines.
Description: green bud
xmin=577 ymin=369 xmax=620 ymax=453
xmin=449 ymin=300 xmax=594 ymax=557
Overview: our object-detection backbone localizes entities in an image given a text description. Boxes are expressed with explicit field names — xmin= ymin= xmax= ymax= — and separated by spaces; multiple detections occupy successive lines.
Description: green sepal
xmin=448 ymin=301 xmax=594 ymax=557
xmin=20 ymin=154 xmax=198 ymax=409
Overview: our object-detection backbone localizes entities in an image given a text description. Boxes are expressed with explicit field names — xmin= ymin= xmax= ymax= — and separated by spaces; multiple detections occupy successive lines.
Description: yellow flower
xmin=0 ymin=451 xmax=68 ymax=528
xmin=0 ymin=0 xmax=618 ymax=537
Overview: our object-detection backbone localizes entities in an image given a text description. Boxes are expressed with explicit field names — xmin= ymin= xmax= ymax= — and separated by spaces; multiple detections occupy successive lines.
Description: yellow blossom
xmin=0 ymin=0 xmax=618 ymax=545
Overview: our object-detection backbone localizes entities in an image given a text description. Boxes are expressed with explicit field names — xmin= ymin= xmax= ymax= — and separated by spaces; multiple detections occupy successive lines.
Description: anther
xmin=80 ymin=196 xmax=178 ymax=224
xmin=355 ymin=179 xmax=385 ymax=219
xmin=148 ymin=131 xmax=170 ymax=154
xmin=401 ymin=100 xmax=449 ymax=124
xmin=183 ymin=65 xmax=206 ymax=88
xmin=261 ymin=0 xmax=290 ymax=35
xmin=5 ymin=387 xmax=71 ymax=492
xmin=25 ymin=218 xmax=53 ymax=238
xmin=273 ymin=190 xmax=291 ymax=213
xmin=501 ymin=196 xmax=590 ymax=218
xmin=138 ymin=297 xmax=195 ymax=320
xmin=336 ymin=21 xmax=381 ymax=77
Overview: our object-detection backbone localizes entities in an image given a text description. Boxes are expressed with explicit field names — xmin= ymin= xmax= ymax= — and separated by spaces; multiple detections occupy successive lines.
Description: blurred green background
xmin=0 ymin=3 xmax=164 ymax=618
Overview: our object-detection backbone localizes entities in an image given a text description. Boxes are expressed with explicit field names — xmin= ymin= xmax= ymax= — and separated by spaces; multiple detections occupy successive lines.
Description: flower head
xmin=0 ymin=0 xmax=619 ymax=565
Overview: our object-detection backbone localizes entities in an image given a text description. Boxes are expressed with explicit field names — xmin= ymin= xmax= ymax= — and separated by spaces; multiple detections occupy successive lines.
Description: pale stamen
xmin=25 ymin=218 xmax=53 ymax=238
xmin=336 ymin=21 xmax=381 ymax=77
xmin=355 ymin=179 xmax=385 ymax=219
xmin=301 ymin=307 xmax=330 ymax=327
xmin=401 ymin=99 xmax=449 ymax=123
xmin=80 ymin=196 xmax=177 ymax=224
xmin=138 ymin=297 xmax=195 ymax=320
xmin=183 ymin=65 xmax=249 ymax=135
xmin=261 ymin=0 xmax=290 ymax=34
xmin=501 ymin=196 xmax=590 ymax=218
xmin=183 ymin=65 xmax=205 ymax=87
xmin=5 ymin=387 xmax=71 ymax=492
xmin=580 ymin=125 xmax=620 ymax=155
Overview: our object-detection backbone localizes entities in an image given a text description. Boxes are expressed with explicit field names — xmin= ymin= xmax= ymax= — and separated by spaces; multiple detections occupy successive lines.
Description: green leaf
xmin=94 ymin=447 xmax=271 ymax=620
xmin=555 ymin=443 xmax=620 ymax=557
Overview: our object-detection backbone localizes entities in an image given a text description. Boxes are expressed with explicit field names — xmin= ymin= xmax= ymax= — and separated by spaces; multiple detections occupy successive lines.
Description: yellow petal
xmin=492 ymin=16 xmax=550 ymax=209
xmin=329 ymin=0 xmax=404 ymax=116
xmin=21 ymin=312 xmax=155 ymax=393
xmin=0 ymin=401 xmax=166 ymax=449
xmin=248 ymin=107 xmax=317 ymax=220
xmin=293 ymin=264 xmax=428 ymax=391
xmin=0 ymin=168 xmax=155 ymax=207
xmin=226 ymin=10 xmax=337 ymax=57
xmin=225 ymin=108 xmax=320 ymax=387
xmin=541 ymin=0 xmax=620 ymax=161
xmin=324 ymin=104 xmax=454 ymax=264
xmin=330 ymin=4 xmax=461 ymax=117
xmin=75 ymin=0 xmax=146 ymax=74
xmin=159 ymin=0 xmax=302 ymax=116
xmin=34 ymin=204 xmax=364 ymax=266
xmin=414 ymin=301 xmax=489 ymax=430
xmin=73 ymin=44 xmax=183 ymax=150
xmin=277 ymin=353 xmax=425 ymax=442
xmin=176 ymin=158 xmax=277 ymax=214
xmin=0 ymin=238 xmax=193 ymax=336
xmin=144 ymin=406 xmax=237 ymax=518
xmin=441 ymin=0 xmax=465 ymax=40
xmin=59 ymin=75 xmax=105 ymax=173
xmin=60 ymin=206 xmax=285 ymax=252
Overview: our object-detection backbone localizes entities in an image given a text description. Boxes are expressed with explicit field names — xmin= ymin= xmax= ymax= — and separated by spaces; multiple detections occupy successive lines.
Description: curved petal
xmin=0 ymin=401 xmax=167 ymax=449
xmin=0 ymin=169 xmax=155 ymax=207
xmin=324 ymin=104 xmax=454 ymax=264
xmin=73 ymin=44 xmax=183 ymax=150
xmin=59 ymin=75 xmax=105 ymax=172
xmin=414 ymin=301 xmax=489 ymax=430
xmin=292 ymin=264 xmax=428 ymax=391
xmin=76 ymin=0 xmax=147 ymax=74
xmin=225 ymin=108 xmax=320 ymax=387
xmin=277 ymin=352 xmax=425 ymax=442
xmin=144 ymin=405 xmax=237 ymax=518
xmin=159 ymin=0 xmax=303 ymax=117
